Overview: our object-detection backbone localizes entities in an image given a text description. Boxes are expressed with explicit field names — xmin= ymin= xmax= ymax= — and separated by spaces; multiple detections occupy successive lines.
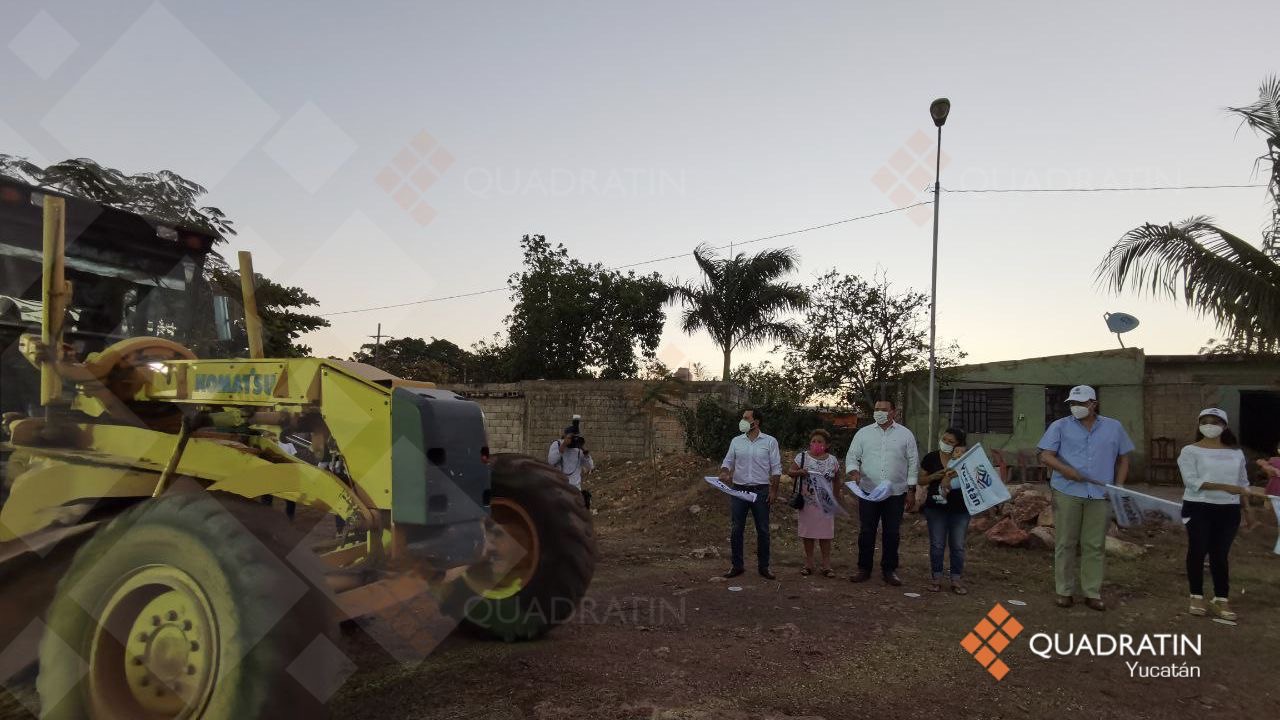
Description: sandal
xmin=928 ymin=582 xmax=942 ymax=593
xmin=951 ymin=581 xmax=968 ymax=595
xmin=822 ymin=568 xmax=836 ymax=578
xmin=800 ymin=567 xmax=813 ymax=576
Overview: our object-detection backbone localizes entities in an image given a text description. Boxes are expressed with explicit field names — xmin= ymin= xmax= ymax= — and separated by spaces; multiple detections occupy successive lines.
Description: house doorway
xmin=1239 ymin=390 xmax=1280 ymax=455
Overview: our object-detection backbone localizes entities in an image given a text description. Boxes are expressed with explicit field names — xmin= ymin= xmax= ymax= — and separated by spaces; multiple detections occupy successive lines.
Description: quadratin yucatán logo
xmin=960 ymin=603 xmax=1023 ymax=680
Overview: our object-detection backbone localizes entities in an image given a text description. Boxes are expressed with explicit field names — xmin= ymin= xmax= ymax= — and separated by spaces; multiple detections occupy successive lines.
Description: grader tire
xmin=38 ymin=492 xmax=339 ymax=719
xmin=454 ymin=453 xmax=596 ymax=642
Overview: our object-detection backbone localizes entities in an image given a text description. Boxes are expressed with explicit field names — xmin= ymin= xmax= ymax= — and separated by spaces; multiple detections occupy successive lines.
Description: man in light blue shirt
xmin=718 ymin=408 xmax=782 ymax=580
xmin=1037 ymin=385 xmax=1134 ymax=611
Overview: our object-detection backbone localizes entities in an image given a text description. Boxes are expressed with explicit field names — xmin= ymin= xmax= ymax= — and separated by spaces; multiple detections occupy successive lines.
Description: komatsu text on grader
xmin=0 ymin=178 xmax=595 ymax=718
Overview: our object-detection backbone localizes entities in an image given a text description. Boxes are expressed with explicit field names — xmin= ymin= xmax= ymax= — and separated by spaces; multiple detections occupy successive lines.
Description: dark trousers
xmin=924 ymin=507 xmax=970 ymax=579
xmin=858 ymin=493 xmax=906 ymax=575
xmin=730 ymin=484 xmax=771 ymax=571
xmin=1183 ymin=501 xmax=1241 ymax=598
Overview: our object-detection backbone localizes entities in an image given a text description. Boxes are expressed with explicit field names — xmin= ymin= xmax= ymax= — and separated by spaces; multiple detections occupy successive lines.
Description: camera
xmin=568 ymin=415 xmax=587 ymax=450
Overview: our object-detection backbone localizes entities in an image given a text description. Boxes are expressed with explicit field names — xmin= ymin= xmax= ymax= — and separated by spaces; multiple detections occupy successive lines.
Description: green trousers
xmin=1053 ymin=489 xmax=1109 ymax=599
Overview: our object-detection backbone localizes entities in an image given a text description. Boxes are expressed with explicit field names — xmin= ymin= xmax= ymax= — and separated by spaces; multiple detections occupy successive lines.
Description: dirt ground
xmin=328 ymin=456 xmax=1280 ymax=720
xmin=4 ymin=455 xmax=1279 ymax=719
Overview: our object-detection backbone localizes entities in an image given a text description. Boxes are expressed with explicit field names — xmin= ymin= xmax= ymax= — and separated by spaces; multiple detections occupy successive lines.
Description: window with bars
xmin=1045 ymin=385 xmax=1102 ymax=428
xmin=939 ymin=387 xmax=1015 ymax=434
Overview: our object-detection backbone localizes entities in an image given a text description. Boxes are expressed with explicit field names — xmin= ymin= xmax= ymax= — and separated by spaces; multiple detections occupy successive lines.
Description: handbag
xmin=789 ymin=454 xmax=807 ymax=510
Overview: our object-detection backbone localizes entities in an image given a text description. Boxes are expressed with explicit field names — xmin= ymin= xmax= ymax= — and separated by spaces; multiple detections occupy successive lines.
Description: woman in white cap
xmin=1176 ymin=408 xmax=1265 ymax=620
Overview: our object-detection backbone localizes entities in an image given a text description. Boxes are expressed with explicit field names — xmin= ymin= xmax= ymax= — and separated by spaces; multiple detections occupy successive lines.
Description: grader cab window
xmin=0 ymin=177 xmax=226 ymax=412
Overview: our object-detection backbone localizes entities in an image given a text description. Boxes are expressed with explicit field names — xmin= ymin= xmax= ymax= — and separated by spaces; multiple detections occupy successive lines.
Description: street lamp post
xmin=927 ymin=97 xmax=951 ymax=447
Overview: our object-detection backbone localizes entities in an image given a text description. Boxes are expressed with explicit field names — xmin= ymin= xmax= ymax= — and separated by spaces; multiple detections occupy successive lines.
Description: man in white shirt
xmin=845 ymin=399 xmax=919 ymax=586
xmin=718 ymin=408 xmax=782 ymax=579
xmin=548 ymin=424 xmax=594 ymax=507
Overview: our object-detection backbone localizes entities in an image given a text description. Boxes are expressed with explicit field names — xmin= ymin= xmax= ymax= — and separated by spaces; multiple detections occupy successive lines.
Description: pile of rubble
xmin=972 ymin=483 xmax=1148 ymax=558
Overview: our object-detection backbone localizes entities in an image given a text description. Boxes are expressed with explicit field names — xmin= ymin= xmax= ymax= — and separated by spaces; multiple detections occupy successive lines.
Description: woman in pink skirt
xmin=786 ymin=429 xmax=843 ymax=577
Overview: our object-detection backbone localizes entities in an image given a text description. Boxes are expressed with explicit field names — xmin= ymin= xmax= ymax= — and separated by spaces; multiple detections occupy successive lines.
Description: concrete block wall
xmin=446 ymin=379 xmax=743 ymax=461
xmin=1144 ymin=382 xmax=1216 ymax=448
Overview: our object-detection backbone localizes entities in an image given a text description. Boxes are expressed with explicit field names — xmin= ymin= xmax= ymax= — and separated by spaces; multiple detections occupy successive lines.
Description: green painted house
xmin=901 ymin=349 xmax=1280 ymax=484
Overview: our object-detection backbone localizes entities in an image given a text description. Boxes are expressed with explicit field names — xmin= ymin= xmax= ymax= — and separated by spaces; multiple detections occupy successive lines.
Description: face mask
xmin=939 ymin=441 xmax=955 ymax=454
xmin=1199 ymin=424 xmax=1224 ymax=439
xmin=1070 ymin=405 xmax=1090 ymax=420
xmin=809 ymin=442 xmax=826 ymax=455
xmin=738 ymin=419 xmax=752 ymax=433
xmin=873 ymin=411 xmax=890 ymax=425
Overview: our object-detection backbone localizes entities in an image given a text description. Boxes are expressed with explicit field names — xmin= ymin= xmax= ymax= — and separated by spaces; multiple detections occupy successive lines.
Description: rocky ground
xmin=3 ymin=455 xmax=1278 ymax=719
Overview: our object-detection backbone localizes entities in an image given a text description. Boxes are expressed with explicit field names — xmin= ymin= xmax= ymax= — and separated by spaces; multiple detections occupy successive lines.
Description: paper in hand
xmin=1271 ymin=497 xmax=1280 ymax=556
xmin=845 ymin=481 xmax=891 ymax=502
xmin=704 ymin=476 xmax=757 ymax=502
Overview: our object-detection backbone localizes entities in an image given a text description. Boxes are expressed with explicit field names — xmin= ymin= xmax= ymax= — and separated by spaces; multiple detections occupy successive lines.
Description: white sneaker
xmin=1189 ymin=595 xmax=1207 ymax=616
xmin=1210 ymin=597 xmax=1236 ymax=621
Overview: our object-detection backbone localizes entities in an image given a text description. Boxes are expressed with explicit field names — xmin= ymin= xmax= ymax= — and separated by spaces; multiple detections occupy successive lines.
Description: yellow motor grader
xmin=0 ymin=177 xmax=595 ymax=718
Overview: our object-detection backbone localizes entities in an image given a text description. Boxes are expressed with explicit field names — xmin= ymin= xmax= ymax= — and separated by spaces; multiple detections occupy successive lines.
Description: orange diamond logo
xmin=960 ymin=603 xmax=1021 ymax=681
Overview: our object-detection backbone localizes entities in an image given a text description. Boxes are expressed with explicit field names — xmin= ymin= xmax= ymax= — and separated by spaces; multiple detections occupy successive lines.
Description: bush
xmin=677 ymin=396 xmax=854 ymax=462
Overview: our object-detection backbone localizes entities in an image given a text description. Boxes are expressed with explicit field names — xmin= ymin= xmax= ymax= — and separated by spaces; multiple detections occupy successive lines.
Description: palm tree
xmin=1096 ymin=77 xmax=1280 ymax=353
xmin=671 ymin=243 xmax=810 ymax=382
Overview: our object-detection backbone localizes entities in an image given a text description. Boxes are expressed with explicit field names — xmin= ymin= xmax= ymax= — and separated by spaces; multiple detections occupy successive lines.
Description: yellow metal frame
xmin=2 ymin=202 xmax=451 ymax=598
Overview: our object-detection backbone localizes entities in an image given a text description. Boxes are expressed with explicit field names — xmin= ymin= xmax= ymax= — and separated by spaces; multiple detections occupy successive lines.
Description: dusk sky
xmin=3 ymin=0 xmax=1277 ymax=372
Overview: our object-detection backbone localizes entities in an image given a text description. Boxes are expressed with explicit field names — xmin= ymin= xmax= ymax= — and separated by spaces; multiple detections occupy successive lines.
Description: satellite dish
xmin=1103 ymin=312 xmax=1140 ymax=348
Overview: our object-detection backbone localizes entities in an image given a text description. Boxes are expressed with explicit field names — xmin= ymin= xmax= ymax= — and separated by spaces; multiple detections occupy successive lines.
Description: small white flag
xmin=703 ymin=477 xmax=757 ymax=502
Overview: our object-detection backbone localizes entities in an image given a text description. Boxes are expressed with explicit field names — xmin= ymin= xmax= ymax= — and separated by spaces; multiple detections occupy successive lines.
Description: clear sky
xmin=3 ymin=0 xmax=1277 ymax=372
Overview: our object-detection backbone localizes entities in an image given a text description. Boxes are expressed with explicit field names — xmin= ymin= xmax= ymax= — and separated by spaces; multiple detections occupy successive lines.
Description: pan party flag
xmin=951 ymin=444 xmax=1012 ymax=515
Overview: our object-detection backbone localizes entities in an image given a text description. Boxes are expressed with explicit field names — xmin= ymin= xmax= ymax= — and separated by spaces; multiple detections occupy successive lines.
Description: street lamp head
xmin=930 ymin=97 xmax=951 ymax=128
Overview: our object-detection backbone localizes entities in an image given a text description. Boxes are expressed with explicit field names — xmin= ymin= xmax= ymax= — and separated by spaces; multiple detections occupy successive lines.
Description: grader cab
xmin=0 ymin=177 xmax=595 ymax=718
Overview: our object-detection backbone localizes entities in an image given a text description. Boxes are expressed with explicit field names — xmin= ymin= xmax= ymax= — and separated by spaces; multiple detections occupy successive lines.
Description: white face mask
xmin=873 ymin=410 xmax=890 ymax=425
xmin=1199 ymin=424 xmax=1224 ymax=439
xmin=738 ymin=419 xmax=752 ymax=433
xmin=939 ymin=441 xmax=955 ymax=454
xmin=1070 ymin=405 xmax=1090 ymax=420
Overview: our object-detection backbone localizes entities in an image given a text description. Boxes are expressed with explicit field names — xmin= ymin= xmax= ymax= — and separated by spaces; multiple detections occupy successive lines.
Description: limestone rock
xmin=1037 ymin=506 xmax=1055 ymax=527
xmin=1105 ymin=535 xmax=1146 ymax=559
xmin=985 ymin=516 xmax=1029 ymax=547
xmin=1012 ymin=494 xmax=1050 ymax=524
xmin=1027 ymin=526 xmax=1056 ymax=549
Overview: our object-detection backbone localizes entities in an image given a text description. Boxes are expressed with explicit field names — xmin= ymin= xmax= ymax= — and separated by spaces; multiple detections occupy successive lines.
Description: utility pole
xmin=369 ymin=323 xmax=387 ymax=366
xmin=927 ymin=97 xmax=951 ymax=446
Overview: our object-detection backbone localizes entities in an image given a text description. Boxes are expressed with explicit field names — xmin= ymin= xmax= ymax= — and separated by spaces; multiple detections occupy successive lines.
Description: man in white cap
xmin=1037 ymin=385 xmax=1134 ymax=611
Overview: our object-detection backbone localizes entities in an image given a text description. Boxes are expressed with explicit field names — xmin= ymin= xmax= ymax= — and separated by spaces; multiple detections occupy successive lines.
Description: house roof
xmin=904 ymin=347 xmax=1144 ymax=377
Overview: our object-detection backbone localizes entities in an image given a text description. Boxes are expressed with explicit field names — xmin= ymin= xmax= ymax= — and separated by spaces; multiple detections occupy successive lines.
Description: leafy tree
xmin=786 ymin=271 xmax=965 ymax=411
xmin=0 ymin=155 xmax=235 ymax=239
xmin=670 ymin=244 xmax=809 ymax=382
xmin=732 ymin=360 xmax=808 ymax=408
xmin=349 ymin=336 xmax=476 ymax=382
xmin=505 ymin=235 xmax=672 ymax=379
xmin=1097 ymin=77 xmax=1280 ymax=352
xmin=210 ymin=264 xmax=328 ymax=357
xmin=468 ymin=333 xmax=516 ymax=383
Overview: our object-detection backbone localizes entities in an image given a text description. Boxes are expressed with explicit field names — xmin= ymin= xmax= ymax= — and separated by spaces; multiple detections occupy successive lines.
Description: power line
xmin=942 ymin=182 xmax=1267 ymax=194
xmin=320 ymin=201 xmax=932 ymax=317
xmin=322 ymin=287 xmax=508 ymax=317
xmin=318 ymin=181 xmax=1269 ymax=318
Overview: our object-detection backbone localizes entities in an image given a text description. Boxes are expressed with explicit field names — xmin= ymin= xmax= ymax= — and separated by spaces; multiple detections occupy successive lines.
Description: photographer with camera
xmin=549 ymin=416 xmax=595 ymax=509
